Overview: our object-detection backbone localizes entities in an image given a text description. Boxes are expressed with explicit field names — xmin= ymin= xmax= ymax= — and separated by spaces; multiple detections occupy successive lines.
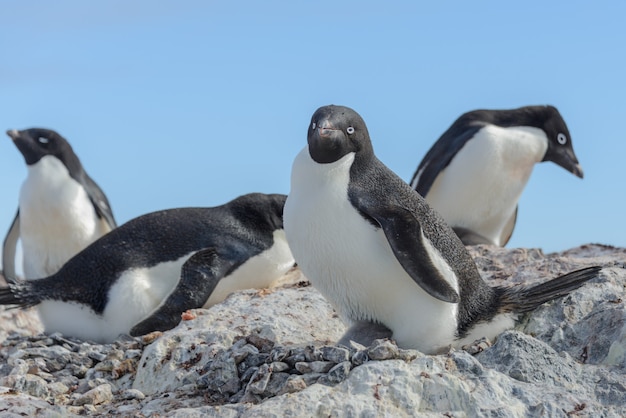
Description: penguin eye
xmin=556 ymin=133 xmax=567 ymax=145
xmin=311 ymin=122 xmax=316 ymax=130
xmin=346 ymin=126 xmax=355 ymax=135
xmin=38 ymin=137 xmax=50 ymax=145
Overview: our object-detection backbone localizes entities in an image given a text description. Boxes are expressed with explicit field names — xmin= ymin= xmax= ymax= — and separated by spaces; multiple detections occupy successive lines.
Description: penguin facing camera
xmin=283 ymin=104 xmax=601 ymax=354
xmin=410 ymin=106 xmax=583 ymax=246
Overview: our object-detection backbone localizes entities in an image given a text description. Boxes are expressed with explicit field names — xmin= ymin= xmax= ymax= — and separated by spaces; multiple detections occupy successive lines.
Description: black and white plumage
xmin=3 ymin=128 xmax=117 ymax=280
xmin=283 ymin=104 xmax=600 ymax=354
xmin=0 ymin=193 xmax=294 ymax=343
xmin=409 ymin=106 xmax=583 ymax=246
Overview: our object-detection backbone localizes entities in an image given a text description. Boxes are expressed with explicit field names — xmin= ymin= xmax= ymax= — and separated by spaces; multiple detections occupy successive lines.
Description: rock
xmin=0 ymin=245 xmax=623 ymax=416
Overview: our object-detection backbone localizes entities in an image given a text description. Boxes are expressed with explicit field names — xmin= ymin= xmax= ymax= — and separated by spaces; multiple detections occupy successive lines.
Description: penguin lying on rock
xmin=409 ymin=106 xmax=584 ymax=246
xmin=3 ymin=128 xmax=117 ymax=280
xmin=283 ymin=104 xmax=601 ymax=354
xmin=0 ymin=193 xmax=294 ymax=343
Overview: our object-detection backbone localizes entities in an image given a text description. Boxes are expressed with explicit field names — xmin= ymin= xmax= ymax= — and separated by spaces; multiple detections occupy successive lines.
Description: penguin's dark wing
xmin=499 ymin=206 xmax=518 ymax=246
xmin=410 ymin=124 xmax=482 ymax=196
xmin=351 ymin=193 xmax=460 ymax=303
xmin=2 ymin=211 xmax=20 ymax=282
xmin=81 ymin=174 xmax=117 ymax=230
xmin=129 ymin=248 xmax=245 ymax=336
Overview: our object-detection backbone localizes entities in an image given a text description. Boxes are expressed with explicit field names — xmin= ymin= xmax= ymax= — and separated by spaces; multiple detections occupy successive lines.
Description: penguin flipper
xmin=82 ymin=174 xmax=117 ymax=230
xmin=410 ymin=124 xmax=482 ymax=195
xmin=453 ymin=227 xmax=493 ymax=246
xmin=338 ymin=321 xmax=393 ymax=347
xmin=2 ymin=211 xmax=20 ymax=282
xmin=358 ymin=202 xmax=460 ymax=303
xmin=129 ymin=248 xmax=242 ymax=337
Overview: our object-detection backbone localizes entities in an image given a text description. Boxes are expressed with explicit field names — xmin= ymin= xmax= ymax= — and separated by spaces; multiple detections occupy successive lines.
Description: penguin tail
xmin=497 ymin=266 xmax=602 ymax=314
xmin=0 ymin=281 xmax=41 ymax=309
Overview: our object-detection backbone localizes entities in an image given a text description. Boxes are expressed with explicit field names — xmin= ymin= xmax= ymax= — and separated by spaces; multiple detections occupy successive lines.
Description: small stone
xmin=75 ymin=377 xmax=110 ymax=394
xmin=270 ymin=361 xmax=290 ymax=373
xmin=269 ymin=345 xmax=290 ymax=362
xmin=87 ymin=350 xmax=108 ymax=362
xmin=284 ymin=352 xmax=306 ymax=366
xmin=246 ymin=364 xmax=272 ymax=395
xmin=263 ymin=372 xmax=290 ymax=396
xmin=124 ymin=349 xmax=143 ymax=360
xmin=246 ymin=335 xmax=275 ymax=352
xmin=239 ymin=366 xmax=259 ymax=384
xmin=94 ymin=359 xmax=121 ymax=372
xmin=295 ymin=361 xmax=335 ymax=374
xmin=73 ymin=383 xmax=113 ymax=406
xmin=367 ymin=339 xmax=399 ymax=360
xmin=48 ymin=381 xmax=70 ymax=395
xmin=351 ymin=350 xmax=370 ymax=366
xmin=303 ymin=345 xmax=322 ymax=362
xmin=321 ymin=346 xmax=350 ymax=363
xmin=14 ymin=374 xmax=49 ymax=399
xmin=276 ymin=375 xmax=308 ymax=396
xmin=327 ymin=361 xmax=351 ymax=384
xmin=232 ymin=344 xmax=259 ymax=364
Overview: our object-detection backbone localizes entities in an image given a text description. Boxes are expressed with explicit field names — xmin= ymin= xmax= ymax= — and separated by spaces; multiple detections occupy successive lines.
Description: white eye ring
xmin=346 ymin=126 xmax=355 ymax=134
xmin=557 ymin=133 xmax=567 ymax=145
xmin=38 ymin=137 xmax=49 ymax=144
xmin=311 ymin=122 xmax=316 ymax=130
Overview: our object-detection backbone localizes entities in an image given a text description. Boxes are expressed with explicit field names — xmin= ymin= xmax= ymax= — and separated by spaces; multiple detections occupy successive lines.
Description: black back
xmin=410 ymin=105 xmax=575 ymax=196
xmin=28 ymin=193 xmax=287 ymax=314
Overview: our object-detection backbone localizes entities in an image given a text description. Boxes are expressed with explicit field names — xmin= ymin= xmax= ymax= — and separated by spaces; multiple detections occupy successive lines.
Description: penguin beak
xmin=544 ymin=147 xmax=584 ymax=179
xmin=6 ymin=129 xmax=20 ymax=141
xmin=570 ymin=163 xmax=584 ymax=179
xmin=317 ymin=120 xmax=339 ymax=139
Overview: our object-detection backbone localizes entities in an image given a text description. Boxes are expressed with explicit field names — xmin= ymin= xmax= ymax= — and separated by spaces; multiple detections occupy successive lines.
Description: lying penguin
xmin=409 ymin=106 xmax=583 ymax=246
xmin=283 ymin=105 xmax=600 ymax=354
xmin=0 ymin=193 xmax=294 ymax=343
xmin=3 ymin=128 xmax=117 ymax=280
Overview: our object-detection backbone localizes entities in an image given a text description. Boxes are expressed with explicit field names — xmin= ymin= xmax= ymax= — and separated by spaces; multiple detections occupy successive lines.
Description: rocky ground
xmin=0 ymin=244 xmax=624 ymax=417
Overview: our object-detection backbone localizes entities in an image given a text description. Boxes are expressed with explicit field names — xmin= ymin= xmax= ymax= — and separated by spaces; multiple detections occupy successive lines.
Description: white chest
xmin=284 ymin=148 xmax=459 ymax=353
xmin=19 ymin=156 xmax=108 ymax=278
xmin=424 ymin=126 xmax=548 ymax=245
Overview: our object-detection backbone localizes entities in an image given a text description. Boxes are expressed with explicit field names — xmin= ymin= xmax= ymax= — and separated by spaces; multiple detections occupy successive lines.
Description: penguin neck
xmin=291 ymin=147 xmax=356 ymax=191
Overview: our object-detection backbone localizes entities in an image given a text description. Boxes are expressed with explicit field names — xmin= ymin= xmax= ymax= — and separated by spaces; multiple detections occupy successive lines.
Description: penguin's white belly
xmin=424 ymin=126 xmax=547 ymax=246
xmin=19 ymin=156 xmax=110 ymax=279
xmin=38 ymin=254 xmax=191 ymax=343
xmin=284 ymin=149 xmax=459 ymax=353
xmin=203 ymin=230 xmax=294 ymax=307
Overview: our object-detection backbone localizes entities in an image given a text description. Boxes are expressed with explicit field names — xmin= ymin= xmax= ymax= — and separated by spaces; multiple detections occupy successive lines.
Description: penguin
xmin=3 ymin=128 xmax=117 ymax=281
xmin=409 ymin=106 xmax=584 ymax=246
xmin=283 ymin=105 xmax=600 ymax=354
xmin=0 ymin=193 xmax=294 ymax=343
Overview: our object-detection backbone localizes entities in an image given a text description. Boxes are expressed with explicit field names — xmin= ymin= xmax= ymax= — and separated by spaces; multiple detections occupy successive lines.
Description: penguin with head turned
xmin=3 ymin=128 xmax=117 ymax=280
xmin=283 ymin=104 xmax=600 ymax=354
xmin=0 ymin=193 xmax=294 ymax=343
xmin=409 ymin=106 xmax=583 ymax=246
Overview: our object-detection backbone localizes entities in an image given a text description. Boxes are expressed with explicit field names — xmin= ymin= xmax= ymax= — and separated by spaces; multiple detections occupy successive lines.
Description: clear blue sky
xmin=1 ymin=1 xmax=624 ymax=256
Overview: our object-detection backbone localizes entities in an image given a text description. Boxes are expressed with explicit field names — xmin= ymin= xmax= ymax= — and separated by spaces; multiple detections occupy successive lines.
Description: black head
xmin=6 ymin=128 xmax=81 ymax=169
xmin=307 ymin=105 xmax=373 ymax=164
xmin=537 ymin=106 xmax=583 ymax=178
xmin=469 ymin=105 xmax=583 ymax=178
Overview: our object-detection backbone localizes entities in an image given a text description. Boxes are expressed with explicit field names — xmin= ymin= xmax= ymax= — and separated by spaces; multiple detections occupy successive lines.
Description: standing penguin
xmin=0 ymin=193 xmax=294 ymax=343
xmin=3 ymin=128 xmax=117 ymax=280
xmin=409 ymin=106 xmax=583 ymax=246
xmin=283 ymin=105 xmax=600 ymax=354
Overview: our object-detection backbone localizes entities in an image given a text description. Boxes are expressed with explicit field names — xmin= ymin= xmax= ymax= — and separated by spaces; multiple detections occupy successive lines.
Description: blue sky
xmin=1 ymin=1 xmax=624 ymax=257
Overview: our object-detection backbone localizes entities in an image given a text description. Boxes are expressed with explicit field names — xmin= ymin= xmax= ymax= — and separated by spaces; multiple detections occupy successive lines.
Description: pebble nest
xmin=0 ymin=329 xmax=423 ymax=416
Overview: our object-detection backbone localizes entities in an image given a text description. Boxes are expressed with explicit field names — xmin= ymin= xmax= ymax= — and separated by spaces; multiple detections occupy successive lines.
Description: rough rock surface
xmin=0 ymin=245 xmax=623 ymax=417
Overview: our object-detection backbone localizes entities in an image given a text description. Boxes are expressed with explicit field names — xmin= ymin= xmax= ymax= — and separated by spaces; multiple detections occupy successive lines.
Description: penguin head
xmin=7 ymin=128 xmax=80 ymax=169
xmin=538 ymin=106 xmax=583 ymax=178
xmin=307 ymin=105 xmax=373 ymax=164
